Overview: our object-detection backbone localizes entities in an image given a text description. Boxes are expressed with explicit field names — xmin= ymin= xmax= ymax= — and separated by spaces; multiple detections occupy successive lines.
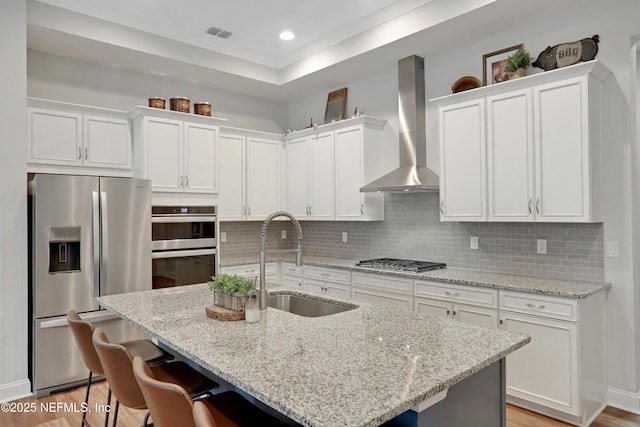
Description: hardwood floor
xmin=1 ymin=380 xmax=639 ymax=427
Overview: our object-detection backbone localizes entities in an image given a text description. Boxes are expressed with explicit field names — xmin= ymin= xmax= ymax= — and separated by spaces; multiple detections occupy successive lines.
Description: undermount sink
xmin=266 ymin=293 xmax=357 ymax=317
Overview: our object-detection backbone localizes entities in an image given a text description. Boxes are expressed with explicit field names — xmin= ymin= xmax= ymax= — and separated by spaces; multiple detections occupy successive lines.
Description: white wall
xmin=287 ymin=0 xmax=640 ymax=411
xmin=27 ymin=50 xmax=289 ymax=133
xmin=0 ymin=0 xmax=31 ymax=402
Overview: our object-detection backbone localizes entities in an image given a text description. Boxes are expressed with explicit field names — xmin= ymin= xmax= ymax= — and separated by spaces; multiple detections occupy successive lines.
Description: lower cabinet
xmin=414 ymin=298 xmax=498 ymax=328
xmin=303 ymin=266 xmax=351 ymax=298
xmin=499 ymin=290 xmax=607 ymax=426
xmin=351 ymin=272 xmax=413 ymax=311
xmin=281 ymin=262 xmax=303 ymax=290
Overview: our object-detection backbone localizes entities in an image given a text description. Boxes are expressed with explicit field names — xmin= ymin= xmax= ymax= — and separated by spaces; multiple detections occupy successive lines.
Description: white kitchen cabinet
xmin=414 ymin=280 xmax=499 ymax=328
xmin=27 ymin=98 xmax=131 ymax=176
xmin=438 ymin=99 xmax=487 ymax=221
xmin=499 ymin=290 xmax=607 ymax=426
xmin=281 ymin=262 xmax=303 ymax=290
xmin=130 ymin=107 xmax=223 ymax=194
xmin=285 ymin=116 xmax=385 ymax=222
xmin=220 ymin=262 xmax=278 ymax=287
xmin=218 ymin=128 xmax=283 ymax=220
xmin=433 ymin=60 xmax=608 ymax=223
xmin=351 ymin=272 xmax=412 ymax=311
xmin=334 ymin=122 xmax=384 ymax=221
xmin=287 ymin=132 xmax=335 ymax=220
xmin=303 ymin=266 xmax=351 ymax=298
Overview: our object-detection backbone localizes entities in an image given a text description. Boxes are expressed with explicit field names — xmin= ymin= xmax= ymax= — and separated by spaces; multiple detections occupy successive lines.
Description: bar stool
xmin=192 ymin=401 xmax=216 ymax=427
xmin=92 ymin=328 xmax=219 ymax=427
xmin=132 ymin=356 xmax=291 ymax=427
xmin=67 ymin=310 xmax=173 ymax=427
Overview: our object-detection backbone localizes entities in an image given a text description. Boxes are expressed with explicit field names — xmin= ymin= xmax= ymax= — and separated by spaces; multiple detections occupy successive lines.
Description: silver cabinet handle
xmin=528 ymin=198 xmax=533 ymax=214
xmin=84 ymin=147 xmax=88 ymax=160
xmin=78 ymin=146 xmax=82 ymax=160
xmin=242 ymin=206 xmax=246 ymax=216
xmin=360 ymin=204 xmax=364 ymax=215
xmin=179 ymin=175 xmax=184 ymax=188
xmin=185 ymin=175 xmax=189 ymax=188
xmin=321 ymin=273 xmax=330 ymax=277
xmin=536 ymin=198 xmax=540 ymax=214
xmin=309 ymin=206 xmax=312 ymax=216
xmin=440 ymin=201 xmax=445 ymax=215
xmin=526 ymin=303 xmax=546 ymax=310
xmin=445 ymin=291 xmax=460 ymax=297
xmin=446 ymin=309 xmax=451 ymax=315
xmin=247 ymin=206 xmax=250 ymax=216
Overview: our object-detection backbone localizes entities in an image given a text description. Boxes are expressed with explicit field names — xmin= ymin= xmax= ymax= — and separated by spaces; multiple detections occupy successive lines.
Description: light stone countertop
xmin=98 ymin=284 xmax=529 ymax=427
xmin=221 ymin=254 xmax=609 ymax=299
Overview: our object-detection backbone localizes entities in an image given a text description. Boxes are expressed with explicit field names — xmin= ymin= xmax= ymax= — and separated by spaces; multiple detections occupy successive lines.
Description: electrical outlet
xmin=470 ymin=236 xmax=478 ymax=250
xmin=282 ymin=230 xmax=287 ymax=240
xmin=607 ymin=241 xmax=619 ymax=257
xmin=342 ymin=232 xmax=348 ymax=243
xmin=220 ymin=232 xmax=227 ymax=243
xmin=537 ymin=239 xmax=547 ymax=254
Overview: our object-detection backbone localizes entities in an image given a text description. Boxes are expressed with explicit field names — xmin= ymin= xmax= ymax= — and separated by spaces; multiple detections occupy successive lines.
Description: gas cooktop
xmin=356 ymin=258 xmax=446 ymax=273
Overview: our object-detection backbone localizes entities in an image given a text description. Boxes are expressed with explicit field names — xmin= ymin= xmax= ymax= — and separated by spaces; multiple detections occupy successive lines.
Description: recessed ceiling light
xmin=279 ymin=31 xmax=295 ymax=41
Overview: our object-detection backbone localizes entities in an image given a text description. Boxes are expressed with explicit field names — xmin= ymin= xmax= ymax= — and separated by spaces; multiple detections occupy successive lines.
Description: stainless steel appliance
xmin=356 ymin=258 xmax=446 ymax=273
xmin=151 ymin=206 xmax=217 ymax=288
xmin=29 ymin=174 xmax=152 ymax=397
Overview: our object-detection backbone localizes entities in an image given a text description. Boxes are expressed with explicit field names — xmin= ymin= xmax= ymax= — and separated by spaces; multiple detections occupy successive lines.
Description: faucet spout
xmin=259 ymin=211 xmax=303 ymax=310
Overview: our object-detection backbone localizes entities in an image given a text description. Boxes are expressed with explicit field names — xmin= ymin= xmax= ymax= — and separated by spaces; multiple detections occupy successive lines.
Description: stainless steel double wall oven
xmin=151 ymin=206 xmax=218 ymax=288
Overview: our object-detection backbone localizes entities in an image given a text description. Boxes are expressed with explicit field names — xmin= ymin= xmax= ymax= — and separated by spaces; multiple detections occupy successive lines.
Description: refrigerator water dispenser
xmin=48 ymin=226 xmax=81 ymax=273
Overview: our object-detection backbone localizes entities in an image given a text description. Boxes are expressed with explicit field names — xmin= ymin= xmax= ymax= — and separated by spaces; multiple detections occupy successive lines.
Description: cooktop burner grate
xmin=356 ymin=258 xmax=446 ymax=273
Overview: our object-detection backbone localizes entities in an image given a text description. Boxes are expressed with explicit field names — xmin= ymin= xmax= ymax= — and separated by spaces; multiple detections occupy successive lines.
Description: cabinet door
xmin=246 ymin=137 xmax=281 ymax=220
xmin=184 ymin=123 xmax=218 ymax=193
xmin=335 ymin=125 xmax=364 ymax=220
xmin=218 ymin=133 xmax=246 ymax=220
xmin=283 ymin=275 xmax=303 ymax=290
xmin=83 ymin=115 xmax=131 ymax=170
xmin=146 ymin=117 xmax=183 ymax=192
xmin=28 ymin=108 xmax=82 ymax=166
xmin=326 ymin=282 xmax=350 ymax=299
xmin=454 ymin=303 xmax=498 ymax=328
xmin=351 ymin=287 xmax=412 ymax=311
xmin=286 ymin=137 xmax=310 ymax=218
xmin=308 ymin=132 xmax=335 ymax=219
xmin=487 ymin=90 xmax=534 ymax=221
xmin=304 ymin=278 xmax=325 ymax=294
xmin=533 ymin=76 xmax=590 ymax=222
xmin=415 ymin=297 xmax=451 ymax=319
xmin=439 ymin=99 xmax=486 ymax=221
xmin=500 ymin=311 xmax=579 ymax=415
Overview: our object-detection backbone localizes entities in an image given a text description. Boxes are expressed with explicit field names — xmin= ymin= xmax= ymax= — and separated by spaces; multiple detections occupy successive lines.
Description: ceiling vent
xmin=206 ymin=27 xmax=232 ymax=39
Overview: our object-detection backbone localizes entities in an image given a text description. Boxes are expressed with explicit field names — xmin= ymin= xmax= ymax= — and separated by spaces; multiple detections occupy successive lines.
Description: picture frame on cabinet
xmin=324 ymin=87 xmax=348 ymax=123
xmin=482 ymin=43 xmax=523 ymax=85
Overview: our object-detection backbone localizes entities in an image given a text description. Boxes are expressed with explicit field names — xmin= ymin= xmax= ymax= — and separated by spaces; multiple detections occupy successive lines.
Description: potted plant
xmin=208 ymin=274 xmax=256 ymax=311
xmin=504 ymin=47 xmax=531 ymax=80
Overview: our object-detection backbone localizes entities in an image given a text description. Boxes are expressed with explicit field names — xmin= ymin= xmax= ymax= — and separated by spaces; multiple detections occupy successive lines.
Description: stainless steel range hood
xmin=360 ymin=55 xmax=439 ymax=192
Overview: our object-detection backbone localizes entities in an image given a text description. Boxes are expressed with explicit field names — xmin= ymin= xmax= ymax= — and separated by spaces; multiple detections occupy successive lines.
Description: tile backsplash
xmin=220 ymin=193 xmax=603 ymax=282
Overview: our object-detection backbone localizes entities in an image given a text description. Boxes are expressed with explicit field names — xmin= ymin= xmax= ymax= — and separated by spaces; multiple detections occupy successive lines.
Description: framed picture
xmin=324 ymin=88 xmax=348 ymax=123
xmin=482 ymin=43 xmax=523 ymax=85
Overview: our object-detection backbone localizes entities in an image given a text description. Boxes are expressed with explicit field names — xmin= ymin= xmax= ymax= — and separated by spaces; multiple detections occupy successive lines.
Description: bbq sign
xmin=532 ymin=35 xmax=600 ymax=71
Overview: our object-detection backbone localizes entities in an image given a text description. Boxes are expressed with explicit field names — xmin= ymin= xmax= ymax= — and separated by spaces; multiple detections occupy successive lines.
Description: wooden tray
xmin=205 ymin=305 xmax=245 ymax=321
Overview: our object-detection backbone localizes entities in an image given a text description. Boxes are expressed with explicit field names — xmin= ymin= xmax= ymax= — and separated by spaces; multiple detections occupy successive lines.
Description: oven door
xmin=152 ymin=216 xmax=217 ymax=251
xmin=151 ymin=248 xmax=216 ymax=288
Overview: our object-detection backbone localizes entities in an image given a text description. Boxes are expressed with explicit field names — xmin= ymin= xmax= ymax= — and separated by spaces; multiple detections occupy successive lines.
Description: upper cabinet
xmin=27 ymin=98 xmax=132 ymax=176
xmin=218 ymin=127 xmax=284 ymax=221
xmin=433 ymin=61 xmax=609 ymax=223
xmin=129 ymin=106 xmax=224 ymax=194
xmin=285 ymin=116 xmax=386 ymax=221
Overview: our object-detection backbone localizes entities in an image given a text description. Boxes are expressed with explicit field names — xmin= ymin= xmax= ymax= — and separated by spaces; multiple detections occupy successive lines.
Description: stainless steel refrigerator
xmin=29 ymin=174 xmax=152 ymax=397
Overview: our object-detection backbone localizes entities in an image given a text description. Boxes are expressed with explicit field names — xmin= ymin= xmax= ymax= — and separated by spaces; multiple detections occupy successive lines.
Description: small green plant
xmin=208 ymin=274 xmax=255 ymax=295
xmin=504 ymin=47 xmax=531 ymax=73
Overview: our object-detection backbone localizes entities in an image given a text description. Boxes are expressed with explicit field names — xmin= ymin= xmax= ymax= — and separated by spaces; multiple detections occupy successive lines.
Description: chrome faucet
xmin=259 ymin=211 xmax=303 ymax=310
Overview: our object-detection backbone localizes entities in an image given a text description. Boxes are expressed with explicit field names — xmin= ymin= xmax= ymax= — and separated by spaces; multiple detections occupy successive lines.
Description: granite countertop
xmin=222 ymin=254 xmax=610 ymax=299
xmin=98 ymin=285 xmax=529 ymax=427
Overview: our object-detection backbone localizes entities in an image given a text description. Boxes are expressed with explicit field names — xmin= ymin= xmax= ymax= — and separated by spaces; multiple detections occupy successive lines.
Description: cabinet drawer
xmin=351 ymin=272 xmax=412 ymax=295
xmin=499 ymin=291 xmax=577 ymax=321
xmin=414 ymin=280 xmax=497 ymax=308
xmin=221 ymin=263 xmax=277 ymax=277
xmin=303 ymin=266 xmax=350 ymax=284
xmin=281 ymin=262 xmax=303 ymax=277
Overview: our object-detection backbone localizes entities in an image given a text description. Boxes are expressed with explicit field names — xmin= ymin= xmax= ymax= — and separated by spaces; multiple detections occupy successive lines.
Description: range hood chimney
xmin=360 ymin=55 xmax=439 ymax=192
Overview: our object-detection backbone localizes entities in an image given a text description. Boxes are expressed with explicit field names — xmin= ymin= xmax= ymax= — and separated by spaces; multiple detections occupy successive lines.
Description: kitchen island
xmin=98 ymin=284 xmax=529 ymax=427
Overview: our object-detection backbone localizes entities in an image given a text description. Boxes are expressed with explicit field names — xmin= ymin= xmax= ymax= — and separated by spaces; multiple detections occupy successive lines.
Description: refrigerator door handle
xmin=92 ymin=191 xmax=100 ymax=297
xmin=151 ymin=248 xmax=216 ymax=259
xmin=100 ymin=191 xmax=109 ymax=295
xmin=39 ymin=311 xmax=120 ymax=329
